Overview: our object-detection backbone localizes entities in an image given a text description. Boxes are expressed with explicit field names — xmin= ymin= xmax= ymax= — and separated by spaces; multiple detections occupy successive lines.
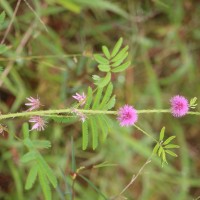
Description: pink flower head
xmin=25 ymin=96 xmax=41 ymax=111
xmin=117 ymin=105 xmax=138 ymax=127
xmin=72 ymin=92 xmax=86 ymax=106
xmin=170 ymin=95 xmax=189 ymax=117
xmin=29 ymin=116 xmax=47 ymax=131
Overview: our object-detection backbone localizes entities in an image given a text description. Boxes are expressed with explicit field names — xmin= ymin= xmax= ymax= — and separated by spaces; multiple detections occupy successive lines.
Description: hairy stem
xmin=1 ymin=109 xmax=200 ymax=120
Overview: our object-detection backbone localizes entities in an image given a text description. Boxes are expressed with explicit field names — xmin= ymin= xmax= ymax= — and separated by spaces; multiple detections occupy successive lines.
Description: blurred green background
xmin=0 ymin=0 xmax=200 ymax=199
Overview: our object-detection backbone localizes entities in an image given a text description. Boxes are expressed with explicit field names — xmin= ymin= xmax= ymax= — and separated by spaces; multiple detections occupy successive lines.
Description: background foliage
xmin=0 ymin=0 xmax=200 ymax=199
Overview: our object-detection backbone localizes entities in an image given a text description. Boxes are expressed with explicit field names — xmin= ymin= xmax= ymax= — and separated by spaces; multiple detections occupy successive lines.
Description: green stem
xmin=133 ymin=124 xmax=158 ymax=143
xmin=0 ymin=109 xmax=200 ymax=121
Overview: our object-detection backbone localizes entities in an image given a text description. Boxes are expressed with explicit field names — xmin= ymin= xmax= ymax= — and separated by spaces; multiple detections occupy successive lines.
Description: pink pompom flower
xmin=29 ymin=116 xmax=47 ymax=131
xmin=25 ymin=96 xmax=41 ymax=111
xmin=170 ymin=95 xmax=189 ymax=117
xmin=72 ymin=92 xmax=86 ymax=106
xmin=117 ymin=105 xmax=138 ymax=127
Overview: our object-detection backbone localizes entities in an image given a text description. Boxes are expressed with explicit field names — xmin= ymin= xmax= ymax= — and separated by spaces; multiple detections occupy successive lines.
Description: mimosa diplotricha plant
xmin=0 ymin=11 xmax=199 ymax=200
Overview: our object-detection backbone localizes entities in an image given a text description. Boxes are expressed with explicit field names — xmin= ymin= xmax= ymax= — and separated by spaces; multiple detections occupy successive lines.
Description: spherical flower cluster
xmin=117 ymin=105 xmax=138 ymax=127
xmin=170 ymin=95 xmax=189 ymax=117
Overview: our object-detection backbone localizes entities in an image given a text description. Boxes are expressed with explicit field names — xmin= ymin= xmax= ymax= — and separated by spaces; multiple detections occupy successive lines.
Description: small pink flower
xmin=117 ymin=105 xmax=138 ymax=127
xmin=29 ymin=116 xmax=47 ymax=131
xmin=72 ymin=92 xmax=86 ymax=106
xmin=25 ymin=96 xmax=41 ymax=111
xmin=170 ymin=95 xmax=189 ymax=117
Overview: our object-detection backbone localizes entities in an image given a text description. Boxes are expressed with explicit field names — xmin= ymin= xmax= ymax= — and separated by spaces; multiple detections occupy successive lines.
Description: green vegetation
xmin=0 ymin=0 xmax=200 ymax=199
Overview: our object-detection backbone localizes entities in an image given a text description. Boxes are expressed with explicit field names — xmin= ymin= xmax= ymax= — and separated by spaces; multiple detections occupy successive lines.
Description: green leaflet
xmin=164 ymin=144 xmax=180 ymax=149
xmin=103 ymin=95 xmax=116 ymax=110
xmin=92 ymin=87 xmax=103 ymax=109
xmin=84 ymin=87 xmax=93 ymax=109
xmin=163 ymin=136 xmax=176 ymax=145
xmin=102 ymin=45 xmax=110 ymax=59
xmin=111 ymin=52 xmax=128 ymax=67
xmin=159 ymin=127 xmax=165 ymax=141
xmin=111 ymin=61 xmax=131 ymax=73
xmin=25 ymin=165 xmax=38 ymax=190
xmin=153 ymin=143 xmax=160 ymax=154
xmin=111 ymin=37 xmax=123 ymax=57
xmin=165 ymin=150 xmax=177 ymax=157
xmin=94 ymin=54 xmax=109 ymax=64
xmin=90 ymin=117 xmax=98 ymax=150
xmin=111 ymin=45 xmax=129 ymax=63
xmin=82 ymin=120 xmax=89 ymax=150
xmin=98 ymin=64 xmax=110 ymax=72
xmin=94 ymin=72 xmax=111 ymax=88
xmin=97 ymin=115 xmax=111 ymax=142
xmin=21 ymin=151 xmax=37 ymax=163
xmin=100 ymin=82 xmax=113 ymax=109
xmin=32 ymin=140 xmax=51 ymax=149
